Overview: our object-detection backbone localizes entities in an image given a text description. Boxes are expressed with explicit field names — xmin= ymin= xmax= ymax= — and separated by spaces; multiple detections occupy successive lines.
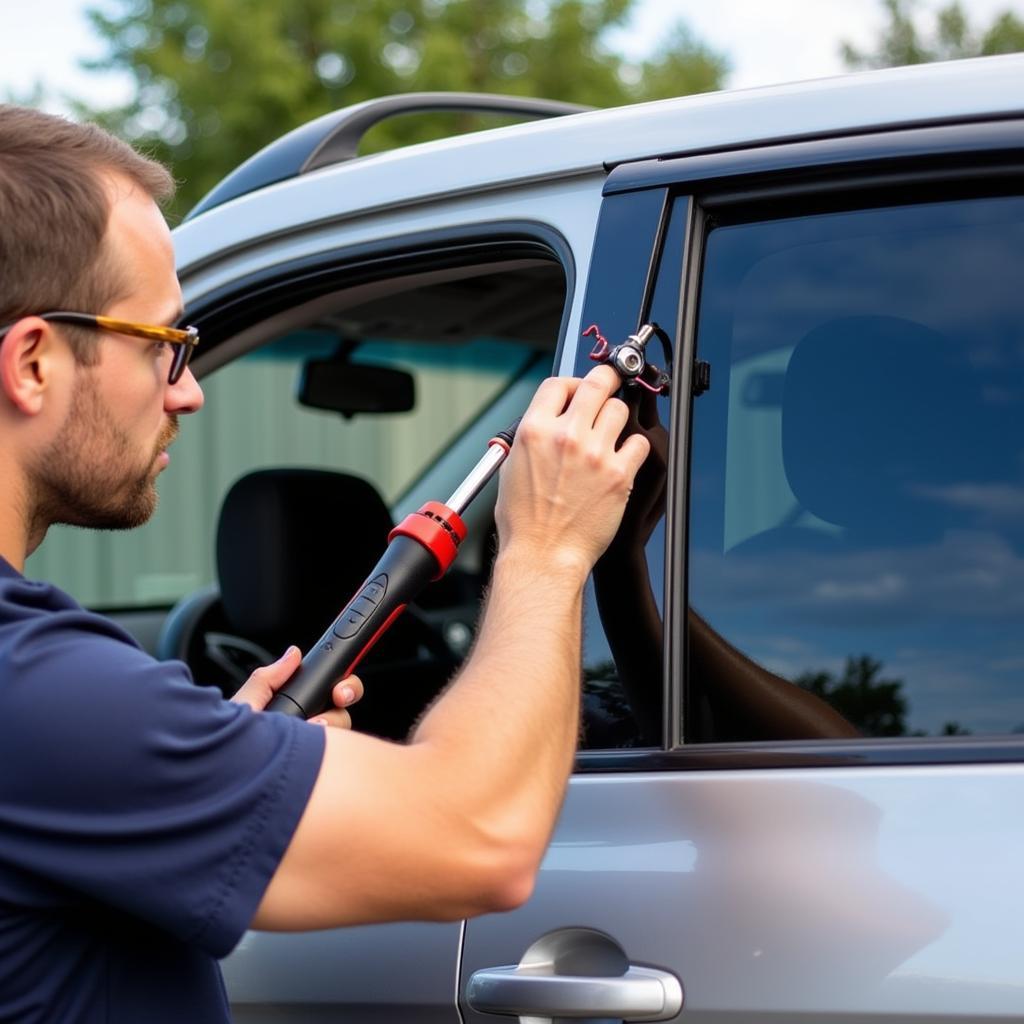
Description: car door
xmin=460 ymin=119 xmax=1024 ymax=1023
xmin=160 ymin=169 xmax=611 ymax=1020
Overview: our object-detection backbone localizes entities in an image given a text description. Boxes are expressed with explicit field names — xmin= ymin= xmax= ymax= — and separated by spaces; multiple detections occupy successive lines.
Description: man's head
xmin=0 ymin=106 xmax=204 ymax=560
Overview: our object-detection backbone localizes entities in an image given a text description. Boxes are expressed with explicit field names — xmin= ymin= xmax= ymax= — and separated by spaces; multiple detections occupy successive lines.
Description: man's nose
xmin=165 ymin=366 xmax=204 ymax=414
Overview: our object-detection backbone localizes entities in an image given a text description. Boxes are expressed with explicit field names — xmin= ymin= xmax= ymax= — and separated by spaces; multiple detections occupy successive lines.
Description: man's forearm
xmin=410 ymin=547 xmax=586 ymax=876
xmin=254 ymin=367 xmax=650 ymax=929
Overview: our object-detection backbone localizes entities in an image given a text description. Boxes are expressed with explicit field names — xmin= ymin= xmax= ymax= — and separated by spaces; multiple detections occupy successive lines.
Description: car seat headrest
xmin=217 ymin=468 xmax=395 ymax=648
xmin=781 ymin=315 xmax=990 ymax=538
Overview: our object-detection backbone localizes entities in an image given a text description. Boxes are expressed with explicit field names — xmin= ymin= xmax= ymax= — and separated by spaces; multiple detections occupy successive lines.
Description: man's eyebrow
xmin=164 ymin=309 xmax=185 ymax=328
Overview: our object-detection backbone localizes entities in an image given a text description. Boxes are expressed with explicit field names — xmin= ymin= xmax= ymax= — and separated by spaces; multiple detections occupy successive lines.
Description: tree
xmin=940 ymin=720 xmax=971 ymax=736
xmin=72 ymin=0 xmax=728 ymax=219
xmin=797 ymin=655 xmax=909 ymax=736
xmin=842 ymin=0 xmax=1024 ymax=70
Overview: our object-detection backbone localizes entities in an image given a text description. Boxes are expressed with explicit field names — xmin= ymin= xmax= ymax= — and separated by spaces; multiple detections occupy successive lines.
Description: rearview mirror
xmin=299 ymin=358 xmax=415 ymax=416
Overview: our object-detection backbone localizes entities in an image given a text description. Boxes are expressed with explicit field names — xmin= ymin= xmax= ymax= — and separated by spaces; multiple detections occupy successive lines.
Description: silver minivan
xmin=38 ymin=53 xmax=1024 ymax=1023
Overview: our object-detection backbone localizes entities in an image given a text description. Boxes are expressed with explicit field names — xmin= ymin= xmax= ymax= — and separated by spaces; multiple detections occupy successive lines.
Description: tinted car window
xmin=688 ymin=195 xmax=1024 ymax=741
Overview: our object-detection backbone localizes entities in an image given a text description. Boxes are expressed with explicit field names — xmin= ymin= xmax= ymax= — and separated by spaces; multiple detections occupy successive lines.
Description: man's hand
xmin=495 ymin=364 xmax=651 ymax=577
xmin=232 ymin=646 xmax=364 ymax=728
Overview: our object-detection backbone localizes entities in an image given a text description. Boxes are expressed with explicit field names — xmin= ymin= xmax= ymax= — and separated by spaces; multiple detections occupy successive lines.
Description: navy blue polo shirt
xmin=0 ymin=556 xmax=326 ymax=1023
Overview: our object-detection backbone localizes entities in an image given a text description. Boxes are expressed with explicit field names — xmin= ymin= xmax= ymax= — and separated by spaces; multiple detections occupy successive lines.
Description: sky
xmin=4 ymin=0 xmax=1023 ymax=114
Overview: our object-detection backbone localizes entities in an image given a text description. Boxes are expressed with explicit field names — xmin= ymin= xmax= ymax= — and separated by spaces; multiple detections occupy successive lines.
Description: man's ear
xmin=0 ymin=318 xmax=62 ymax=416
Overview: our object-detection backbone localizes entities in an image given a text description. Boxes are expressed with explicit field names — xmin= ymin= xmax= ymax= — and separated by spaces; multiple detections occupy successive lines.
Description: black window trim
xmin=578 ymin=735 xmax=1024 ymax=773
xmin=570 ymin=186 xmax=675 ymax=754
xmin=604 ymin=116 xmax=1024 ymax=201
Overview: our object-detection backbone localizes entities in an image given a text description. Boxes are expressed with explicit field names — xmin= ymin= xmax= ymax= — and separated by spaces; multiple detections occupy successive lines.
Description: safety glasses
xmin=0 ymin=311 xmax=200 ymax=385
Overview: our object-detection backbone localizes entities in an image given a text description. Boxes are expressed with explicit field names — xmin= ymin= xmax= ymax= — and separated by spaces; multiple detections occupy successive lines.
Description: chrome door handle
xmin=467 ymin=964 xmax=683 ymax=1021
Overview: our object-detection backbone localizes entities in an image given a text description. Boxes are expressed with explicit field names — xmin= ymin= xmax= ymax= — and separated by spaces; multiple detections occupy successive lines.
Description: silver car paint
xmin=173 ymin=54 xmax=1024 ymax=279
xmin=171 ymin=55 xmax=1024 ymax=1021
xmin=461 ymin=765 xmax=1024 ymax=1022
xmin=205 ymin=174 xmax=597 ymax=1020
xmin=176 ymin=173 xmax=603 ymax=384
xmin=225 ymin=921 xmax=462 ymax=1023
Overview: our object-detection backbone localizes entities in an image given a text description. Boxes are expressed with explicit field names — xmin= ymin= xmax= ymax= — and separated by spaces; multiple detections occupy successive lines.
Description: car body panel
xmin=203 ymin=191 xmax=587 ymax=1021
xmin=461 ymin=765 xmax=1024 ymax=1022
xmin=162 ymin=55 xmax=1024 ymax=1021
xmin=224 ymin=921 xmax=463 ymax=1024
xmin=173 ymin=54 xmax=1024 ymax=276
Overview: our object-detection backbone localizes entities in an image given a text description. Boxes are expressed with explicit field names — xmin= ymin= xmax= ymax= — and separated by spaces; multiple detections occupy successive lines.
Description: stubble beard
xmin=29 ymin=371 xmax=179 ymax=534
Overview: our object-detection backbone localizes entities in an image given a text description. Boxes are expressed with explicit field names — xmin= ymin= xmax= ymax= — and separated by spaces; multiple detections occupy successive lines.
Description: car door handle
xmin=466 ymin=964 xmax=683 ymax=1020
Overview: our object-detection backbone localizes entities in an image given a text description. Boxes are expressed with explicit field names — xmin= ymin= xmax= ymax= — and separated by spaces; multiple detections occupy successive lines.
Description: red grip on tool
xmin=388 ymin=501 xmax=468 ymax=580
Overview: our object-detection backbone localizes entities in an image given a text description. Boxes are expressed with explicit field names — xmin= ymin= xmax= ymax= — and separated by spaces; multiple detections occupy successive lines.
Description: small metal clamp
xmin=583 ymin=323 xmax=672 ymax=395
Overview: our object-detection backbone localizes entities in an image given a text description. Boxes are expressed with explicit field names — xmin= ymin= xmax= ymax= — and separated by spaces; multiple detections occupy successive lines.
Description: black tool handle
xmin=493 ymin=417 xmax=520 ymax=448
xmin=266 ymin=535 xmax=440 ymax=718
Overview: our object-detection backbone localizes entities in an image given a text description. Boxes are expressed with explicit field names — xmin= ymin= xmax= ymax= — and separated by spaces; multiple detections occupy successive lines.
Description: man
xmin=0 ymin=105 xmax=649 ymax=1023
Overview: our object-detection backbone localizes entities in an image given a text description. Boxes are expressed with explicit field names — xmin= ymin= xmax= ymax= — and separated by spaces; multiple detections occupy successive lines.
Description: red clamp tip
xmin=583 ymin=323 xmax=610 ymax=361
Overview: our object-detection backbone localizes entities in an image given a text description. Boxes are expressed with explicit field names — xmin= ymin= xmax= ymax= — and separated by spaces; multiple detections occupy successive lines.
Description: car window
xmin=687 ymin=193 xmax=1024 ymax=742
xmin=27 ymin=250 xmax=657 ymax=751
xmin=26 ymin=265 xmax=559 ymax=611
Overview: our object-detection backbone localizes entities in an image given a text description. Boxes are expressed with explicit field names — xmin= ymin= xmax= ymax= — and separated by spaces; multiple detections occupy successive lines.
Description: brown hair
xmin=0 ymin=105 xmax=175 ymax=364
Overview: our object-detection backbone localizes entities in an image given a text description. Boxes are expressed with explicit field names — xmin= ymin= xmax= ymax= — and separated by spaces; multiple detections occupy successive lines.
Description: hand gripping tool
xmin=267 ymin=420 xmax=519 ymax=717
xmin=268 ymin=322 xmax=672 ymax=719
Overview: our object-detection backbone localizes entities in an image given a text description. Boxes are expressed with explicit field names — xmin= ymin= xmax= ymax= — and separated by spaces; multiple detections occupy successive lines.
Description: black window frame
xmin=578 ymin=116 xmax=1024 ymax=774
xmin=182 ymin=221 xmax=577 ymax=372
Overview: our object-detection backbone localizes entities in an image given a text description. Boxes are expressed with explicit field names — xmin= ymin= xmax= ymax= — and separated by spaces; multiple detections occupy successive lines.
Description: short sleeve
xmin=0 ymin=597 xmax=325 ymax=958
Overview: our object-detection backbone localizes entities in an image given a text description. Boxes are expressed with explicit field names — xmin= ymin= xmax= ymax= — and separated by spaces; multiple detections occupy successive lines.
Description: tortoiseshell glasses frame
xmin=0 ymin=312 xmax=200 ymax=385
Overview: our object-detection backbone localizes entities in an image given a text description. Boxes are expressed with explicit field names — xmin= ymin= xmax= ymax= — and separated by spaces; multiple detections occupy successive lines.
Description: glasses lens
xmin=168 ymin=343 xmax=190 ymax=385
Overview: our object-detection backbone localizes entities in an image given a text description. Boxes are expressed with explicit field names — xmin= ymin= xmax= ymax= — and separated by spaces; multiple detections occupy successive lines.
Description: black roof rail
xmin=186 ymin=92 xmax=592 ymax=220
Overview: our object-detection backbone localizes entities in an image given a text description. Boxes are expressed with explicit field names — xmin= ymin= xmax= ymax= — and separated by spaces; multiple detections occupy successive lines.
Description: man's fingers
xmin=310 ymin=709 xmax=352 ymax=729
xmin=523 ymin=374 xmax=580 ymax=419
xmin=617 ymin=432 xmax=652 ymax=477
xmin=308 ymin=675 xmax=363 ymax=730
xmin=232 ymin=646 xmax=302 ymax=710
xmin=560 ymin=365 xmax=623 ymax=430
xmin=521 ymin=365 xmax=621 ymax=431
xmin=331 ymin=674 xmax=364 ymax=710
xmin=496 ymin=361 xmax=652 ymax=575
xmin=592 ymin=391 xmax=631 ymax=447
xmin=516 ymin=366 xmax=624 ymax=456
xmin=256 ymin=645 xmax=302 ymax=693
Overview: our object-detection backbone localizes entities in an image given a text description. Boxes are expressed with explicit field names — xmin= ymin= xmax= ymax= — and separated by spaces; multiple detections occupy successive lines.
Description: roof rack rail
xmin=186 ymin=92 xmax=591 ymax=220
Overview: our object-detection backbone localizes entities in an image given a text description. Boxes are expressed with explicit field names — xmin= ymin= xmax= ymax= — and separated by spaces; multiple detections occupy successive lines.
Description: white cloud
xmin=692 ymin=528 xmax=1024 ymax=623
xmin=814 ymin=572 xmax=906 ymax=603
xmin=913 ymin=483 xmax=1024 ymax=519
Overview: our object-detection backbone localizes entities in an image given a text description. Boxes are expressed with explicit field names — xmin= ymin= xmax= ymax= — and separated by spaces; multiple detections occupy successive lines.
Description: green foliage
xmin=797 ymin=654 xmax=909 ymax=736
xmin=70 ymin=0 xmax=727 ymax=219
xmin=797 ymin=654 xmax=970 ymax=737
xmin=940 ymin=720 xmax=971 ymax=736
xmin=982 ymin=10 xmax=1024 ymax=53
xmin=842 ymin=0 xmax=1024 ymax=69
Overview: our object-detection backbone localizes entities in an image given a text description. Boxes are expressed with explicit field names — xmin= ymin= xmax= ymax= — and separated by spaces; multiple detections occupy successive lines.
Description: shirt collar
xmin=0 ymin=555 xmax=23 ymax=580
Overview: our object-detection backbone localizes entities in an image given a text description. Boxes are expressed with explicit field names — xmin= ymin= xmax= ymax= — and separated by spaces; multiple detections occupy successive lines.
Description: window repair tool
xmin=266 ymin=419 xmax=520 ymax=718
xmin=267 ymin=328 xmax=666 ymax=721
xmin=584 ymin=322 xmax=672 ymax=395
